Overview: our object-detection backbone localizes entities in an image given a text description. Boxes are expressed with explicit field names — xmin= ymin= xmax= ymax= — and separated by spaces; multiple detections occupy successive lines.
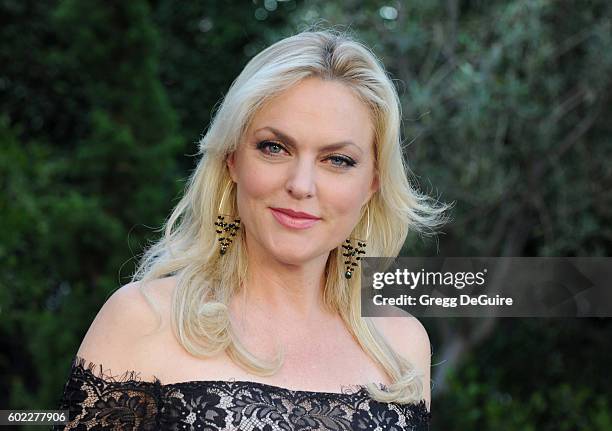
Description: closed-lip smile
xmin=269 ymin=207 xmax=321 ymax=230
xmin=270 ymin=207 xmax=321 ymax=220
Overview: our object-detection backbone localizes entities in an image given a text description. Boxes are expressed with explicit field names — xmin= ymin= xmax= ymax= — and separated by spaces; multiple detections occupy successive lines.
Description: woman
xmin=54 ymin=29 xmax=449 ymax=430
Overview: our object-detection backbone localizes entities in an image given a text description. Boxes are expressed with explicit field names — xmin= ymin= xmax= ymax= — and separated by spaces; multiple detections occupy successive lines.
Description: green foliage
xmin=0 ymin=0 xmax=294 ymax=416
xmin=149 ymin=0 xmax=296 ymax=166
xmin=0 ymin=0 xmax=183 ymax=414
xmin=441 ymin=366 xmax=611 ymax=430
xmin=435 ymin=319 xmax=612 ymax=430
xmin=282 ymin=0 xmax=612 ymax=428
xmin=1 ymin=1 xmax=610 ymax=429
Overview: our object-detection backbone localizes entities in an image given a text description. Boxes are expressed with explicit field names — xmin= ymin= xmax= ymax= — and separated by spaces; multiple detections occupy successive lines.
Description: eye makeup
xmin=255 ymin=140 xmax=358 ymax=169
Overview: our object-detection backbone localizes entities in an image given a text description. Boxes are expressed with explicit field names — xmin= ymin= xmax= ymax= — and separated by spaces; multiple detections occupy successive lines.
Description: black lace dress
xmin=52 ymin=355 xmax=431 ymax=430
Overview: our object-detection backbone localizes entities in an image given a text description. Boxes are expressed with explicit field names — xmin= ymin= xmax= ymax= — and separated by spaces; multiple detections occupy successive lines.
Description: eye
xmin=327 ymin=155 xmax=357 ymax=169
xmin=256 ymin=140 xmax=287 ymax=156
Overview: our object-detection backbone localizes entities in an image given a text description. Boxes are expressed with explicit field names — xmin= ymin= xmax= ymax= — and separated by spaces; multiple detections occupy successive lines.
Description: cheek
xmin=325 ymin=190 xmax=362 ymax=217
xmin=319 ymin=180 xmax=369 ymax=241
xmin=241 ymin=170 xmax=272 ymax=198
xmin=322 ymin=175 xmax=371 ymax=215
xmin=234 ymin=162 xmax=280 ymax=215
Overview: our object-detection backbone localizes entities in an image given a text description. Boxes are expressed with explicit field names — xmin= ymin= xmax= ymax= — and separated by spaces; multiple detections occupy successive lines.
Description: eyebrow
xmin=254 ymin=126 xmax=364 ymax=155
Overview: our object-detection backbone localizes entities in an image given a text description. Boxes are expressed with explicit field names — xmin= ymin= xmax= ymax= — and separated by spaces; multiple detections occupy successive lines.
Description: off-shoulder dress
xmin=52 ymin=355 xmax=431 ymax=430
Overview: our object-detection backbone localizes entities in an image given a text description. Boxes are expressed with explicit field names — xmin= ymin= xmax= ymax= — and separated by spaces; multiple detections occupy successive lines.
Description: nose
xmin=285 ymin=158 xmax=316 ymax=199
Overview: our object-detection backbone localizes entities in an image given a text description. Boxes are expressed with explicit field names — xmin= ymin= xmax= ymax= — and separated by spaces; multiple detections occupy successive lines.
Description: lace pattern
xmin=52 ymin=355 xmax=431 ymax=430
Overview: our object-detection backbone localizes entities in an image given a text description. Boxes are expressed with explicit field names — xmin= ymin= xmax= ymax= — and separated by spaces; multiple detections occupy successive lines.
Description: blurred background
xmin=1 ymin=0 xmax=611 ymax=429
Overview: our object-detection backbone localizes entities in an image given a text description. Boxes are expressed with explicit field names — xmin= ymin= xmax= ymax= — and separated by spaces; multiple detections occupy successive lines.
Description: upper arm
xmin=54 ymin=279 xmax=176 ymax=429
xmin=76 ymin=279 xmax=172 ymax=377
xmin=371 ymin=314 xmax=432 ymax=409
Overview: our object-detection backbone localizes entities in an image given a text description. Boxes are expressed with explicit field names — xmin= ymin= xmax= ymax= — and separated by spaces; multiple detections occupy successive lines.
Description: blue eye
xmin=267 ymin=143 xmax=283 ymax=154
xmin=257 ymin=140 xmax=286 ymax=155
xmin=328 ymin=155 xmax=356 ymax=168
xmin=256 ymin=140 xmax=357 ymax=169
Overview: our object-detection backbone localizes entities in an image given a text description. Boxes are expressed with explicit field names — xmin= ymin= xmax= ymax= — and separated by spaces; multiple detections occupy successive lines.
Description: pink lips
xmin=270 ymin=208 xmax=321 ymax=230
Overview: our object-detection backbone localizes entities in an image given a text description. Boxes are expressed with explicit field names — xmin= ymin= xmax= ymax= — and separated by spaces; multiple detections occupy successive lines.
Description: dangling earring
xmin=214 ymin=180 xmax=241 ymax=255
xmin=342 ymin=205 xmax=370 ymax=279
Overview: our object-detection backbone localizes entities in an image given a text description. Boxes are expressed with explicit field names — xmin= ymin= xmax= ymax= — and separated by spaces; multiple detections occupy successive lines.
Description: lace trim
xmin=72 ymin=354 xmax=388 ymax=396
xmin=162 ymin=376 xmax=390 ymax=398
xmin=71 ymin=354 xmax=430 ymax=410
xmin=59 ymin=355 xmax=432 ymax=430
xmin=73 ymin=354 xmax=161 ymax=385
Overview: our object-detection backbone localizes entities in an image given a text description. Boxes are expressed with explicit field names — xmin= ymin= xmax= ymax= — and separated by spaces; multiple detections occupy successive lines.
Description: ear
xmin=226 ymin=152 xmax=237 ymax=182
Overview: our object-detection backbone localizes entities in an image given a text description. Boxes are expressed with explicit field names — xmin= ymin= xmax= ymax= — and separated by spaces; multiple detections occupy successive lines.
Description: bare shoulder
xmin=75 ymin=276 xmax=178 ymax=377
xmin=370 ymin=312 xmax=431 ymax=369
xmin=370 ymin=311 xmax=431 ymax=407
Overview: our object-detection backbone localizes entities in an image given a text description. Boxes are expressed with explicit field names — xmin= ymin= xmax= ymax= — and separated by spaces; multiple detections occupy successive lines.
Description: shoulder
xmin=370 ymin=312 xmax=431 ymax=370
xmin=75 ymin=276 xmax=178 ymax=377
xmin=370 ymin=312 xmax=431 ymax=407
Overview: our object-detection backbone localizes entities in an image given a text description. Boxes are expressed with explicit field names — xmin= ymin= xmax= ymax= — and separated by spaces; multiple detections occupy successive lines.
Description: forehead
xmin=247 ymin=77 xmax=375 ymax=150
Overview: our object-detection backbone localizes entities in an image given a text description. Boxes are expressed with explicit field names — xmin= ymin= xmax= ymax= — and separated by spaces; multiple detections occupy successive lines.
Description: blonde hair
xmin=132 ymin=28 xmax=450 ymax=404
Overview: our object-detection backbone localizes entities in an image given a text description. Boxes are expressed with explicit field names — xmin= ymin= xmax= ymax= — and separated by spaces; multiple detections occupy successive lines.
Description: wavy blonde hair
xmin=132 ymin=28 xmax=450 ymax=404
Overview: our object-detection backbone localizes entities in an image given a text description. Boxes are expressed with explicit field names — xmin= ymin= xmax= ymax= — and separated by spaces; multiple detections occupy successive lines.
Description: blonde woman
xmin=54 ymin=29 xmax=449 ymax=430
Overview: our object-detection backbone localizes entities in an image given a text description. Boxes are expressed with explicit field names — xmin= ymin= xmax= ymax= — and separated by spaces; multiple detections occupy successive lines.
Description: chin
xmin=268 ymin=243 xmax=320 ymax=265
xmin=273 ymin=250 xmax=314 ymax=265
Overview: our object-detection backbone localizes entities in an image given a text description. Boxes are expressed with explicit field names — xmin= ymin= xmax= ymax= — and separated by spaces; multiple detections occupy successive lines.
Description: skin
xmin=77 ymin=76 xmax=431 ymax=407
xmin=225 ymin=76 xmax=379 ymax=334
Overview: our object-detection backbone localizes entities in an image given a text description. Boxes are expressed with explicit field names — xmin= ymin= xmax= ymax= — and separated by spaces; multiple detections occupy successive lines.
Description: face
xmin=226 ymin=76 xmax=379 ymax=266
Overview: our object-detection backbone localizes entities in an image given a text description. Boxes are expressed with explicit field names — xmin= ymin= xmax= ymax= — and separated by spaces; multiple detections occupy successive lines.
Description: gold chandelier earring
xmin=214 ymin=180 xmax=241 ymax=255
xmin=342 ymin=205 xmax=370 ymax=279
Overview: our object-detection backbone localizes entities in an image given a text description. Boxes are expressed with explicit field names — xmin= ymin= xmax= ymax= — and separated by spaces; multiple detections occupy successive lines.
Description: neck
xmin=230 ymin=239 xmax=337 ymax=330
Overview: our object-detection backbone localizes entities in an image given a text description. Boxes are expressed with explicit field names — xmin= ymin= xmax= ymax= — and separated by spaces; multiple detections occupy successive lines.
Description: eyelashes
xmin=256 ymin=141 xmax=289 ymax=158
xmin=327 ymin=154 xmax=357 ymax=168
xmin=255 ymin=140 xmax=357 ymax=169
